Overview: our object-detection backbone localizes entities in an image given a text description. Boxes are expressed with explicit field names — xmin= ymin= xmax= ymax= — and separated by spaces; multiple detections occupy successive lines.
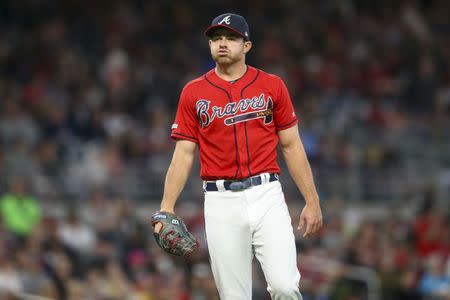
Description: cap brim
xmin=204 ymin=24 xmax=248 ymax=40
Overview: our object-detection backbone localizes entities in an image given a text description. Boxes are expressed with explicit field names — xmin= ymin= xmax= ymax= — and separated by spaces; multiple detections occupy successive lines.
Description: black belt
xmin=204 ymin=173 xmax=279 ymax=192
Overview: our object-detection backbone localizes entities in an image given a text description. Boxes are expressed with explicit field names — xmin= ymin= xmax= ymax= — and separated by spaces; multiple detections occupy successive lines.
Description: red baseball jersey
xmin=171 ymin=66 xmax=298 ymax=180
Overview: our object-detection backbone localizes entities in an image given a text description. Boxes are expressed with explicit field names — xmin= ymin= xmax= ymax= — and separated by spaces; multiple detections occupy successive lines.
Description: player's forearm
xmin=160 ymin=142 xmax=196 ymax=212
xmin=281 ymin=139 xmax=319 ymax=206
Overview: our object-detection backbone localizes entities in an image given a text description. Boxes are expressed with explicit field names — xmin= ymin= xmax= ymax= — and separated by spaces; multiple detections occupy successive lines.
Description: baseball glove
xmin=151 ymin=211 xmax=199 ymax=257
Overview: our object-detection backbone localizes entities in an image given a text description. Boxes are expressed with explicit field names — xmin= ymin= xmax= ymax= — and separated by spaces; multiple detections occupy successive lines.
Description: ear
xmin=243 ymin=41 xmax=252 ymax=54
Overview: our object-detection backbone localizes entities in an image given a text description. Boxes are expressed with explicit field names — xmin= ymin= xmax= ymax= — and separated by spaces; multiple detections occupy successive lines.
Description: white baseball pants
xmin=204 ymin=179 xmax=302 ymax=300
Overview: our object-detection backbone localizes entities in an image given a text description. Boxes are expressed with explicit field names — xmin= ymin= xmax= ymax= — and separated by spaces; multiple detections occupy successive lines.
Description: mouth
xmin=218 ymin=49 xmax=228 ymax=55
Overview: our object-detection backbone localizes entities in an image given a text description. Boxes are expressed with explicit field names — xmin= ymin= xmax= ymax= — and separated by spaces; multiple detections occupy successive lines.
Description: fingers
xmin=301 ymin=217 xmax=323 ymax=239
xmin=303 ymin=220 xmax=313 ymax=238
xmin=298 ymin=215 xmax=306 ymax=231
xmin=311 ymin=219 xmax=322 ymax=236
xmin=154 ymin=222 xmax=163 ymax=234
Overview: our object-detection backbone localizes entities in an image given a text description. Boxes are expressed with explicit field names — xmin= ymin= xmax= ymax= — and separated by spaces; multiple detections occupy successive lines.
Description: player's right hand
xmin=154 ymin=222 xmax=162 ymax=233
xmin=153 ymin=208 xmax=175 ymax=234
xmin=151 ymin=211 xmax=199 ymax=257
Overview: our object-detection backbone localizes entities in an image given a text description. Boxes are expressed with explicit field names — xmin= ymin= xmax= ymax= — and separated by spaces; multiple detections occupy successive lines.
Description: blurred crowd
xmin=0 ymin=177 xmax=449 ymax=300
xmin=0 ymin=0 xmax=449 ymax=202
xmin=0 ymin=0 xmax=449 ymax=299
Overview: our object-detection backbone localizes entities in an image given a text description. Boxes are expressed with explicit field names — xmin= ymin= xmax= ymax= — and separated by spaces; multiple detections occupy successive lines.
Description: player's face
xmin=209 ymin=29 xmax=252 ymax=65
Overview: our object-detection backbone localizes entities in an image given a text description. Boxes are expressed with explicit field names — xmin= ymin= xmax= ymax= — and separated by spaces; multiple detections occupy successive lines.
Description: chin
xmin=214 ymin=56 xmax=234 ymax=65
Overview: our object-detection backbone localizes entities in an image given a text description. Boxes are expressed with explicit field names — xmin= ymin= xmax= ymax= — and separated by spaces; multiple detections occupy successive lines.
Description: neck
xmin=215 ymin=62 xmax=247 ymax=81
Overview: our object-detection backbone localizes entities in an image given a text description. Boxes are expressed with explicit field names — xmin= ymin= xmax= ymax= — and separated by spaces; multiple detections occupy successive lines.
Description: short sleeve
xmin=171 ymin=85 xmax=199 ymax=143
xmin=274 ymin=77 xmax=298 ymax=130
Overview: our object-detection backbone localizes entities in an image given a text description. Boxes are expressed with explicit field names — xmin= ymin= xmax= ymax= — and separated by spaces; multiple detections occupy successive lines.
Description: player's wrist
xmin=304 ymin=197 xmax=320 ymax=207
xmin=159 ymin=206 xmax=175 ymax=213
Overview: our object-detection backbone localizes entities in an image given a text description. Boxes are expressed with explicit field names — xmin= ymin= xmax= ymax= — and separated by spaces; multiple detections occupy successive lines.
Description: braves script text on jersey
xmin=171 ymin=66 xmax=298 ymax=180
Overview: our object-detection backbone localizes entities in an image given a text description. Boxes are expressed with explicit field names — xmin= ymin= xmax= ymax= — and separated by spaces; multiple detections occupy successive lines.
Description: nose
xmin=218 ymin=37 xmax=227 ymax=47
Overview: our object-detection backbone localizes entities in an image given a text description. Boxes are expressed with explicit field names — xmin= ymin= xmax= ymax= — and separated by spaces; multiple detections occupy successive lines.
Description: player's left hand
xmin=298 ymin=203 xmax=323 ymax=239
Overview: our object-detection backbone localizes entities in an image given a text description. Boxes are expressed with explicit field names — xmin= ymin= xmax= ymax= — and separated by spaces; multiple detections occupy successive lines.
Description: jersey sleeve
xmin=274 ymin=77 xmax=298 ymax=131
xmin=171 ymin=85 xmax=199 ymax=143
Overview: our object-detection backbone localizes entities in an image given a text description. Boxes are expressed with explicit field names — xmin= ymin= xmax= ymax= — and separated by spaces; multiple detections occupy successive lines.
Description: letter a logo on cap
xmin=218 ymin=15 xmax=231 ymax=25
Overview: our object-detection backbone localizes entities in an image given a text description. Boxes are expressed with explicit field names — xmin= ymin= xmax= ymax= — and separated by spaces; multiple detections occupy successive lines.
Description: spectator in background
xmin=81 ymin=190 xmax=120 ymax=241
xmin=393 ymin=267 xmax=422 ymax=300
xmin=57 ymin=207 xmax=97 ymax=255
xmin=0 ymin=176 xmax=41 ymax=240
xmin=15 ymin=248 xmax=51 ymax=296
xmin=413 ymin=190 xmax=448 ymax=258
xmin=190 ymin=263 xmax=220 ymax=300
xmin=419 ymin=254 xmax=450 ymax=300
xmin=0 ymin=239 xmax=22 ymax=297
xmin=0 ymin=98 xmax=40 ymax=147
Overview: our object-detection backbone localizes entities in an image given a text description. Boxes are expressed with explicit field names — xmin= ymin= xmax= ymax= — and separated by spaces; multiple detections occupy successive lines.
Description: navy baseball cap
xmin=205 ymin=13 xmax=250 ymax=41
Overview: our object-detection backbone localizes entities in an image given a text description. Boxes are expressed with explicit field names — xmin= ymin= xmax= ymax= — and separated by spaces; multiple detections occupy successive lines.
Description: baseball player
xmin=154 ymin=13 xmax=323 ymax=300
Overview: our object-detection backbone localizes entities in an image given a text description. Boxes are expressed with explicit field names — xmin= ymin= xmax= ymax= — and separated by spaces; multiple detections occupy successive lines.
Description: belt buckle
xmin=229 ymin=181 xmax=245 ymax=190
xmin=230 ymin=181 xmax=244 ymax=191
xmin=229 ymin=178 xmax=253 ymax=190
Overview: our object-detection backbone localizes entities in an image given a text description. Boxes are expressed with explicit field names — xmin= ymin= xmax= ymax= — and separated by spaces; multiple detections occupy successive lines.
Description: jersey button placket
xmin=230 ymin=87 xmax=241 ymax=179
xmin=231 ymin=87 xmax=249 ymax=178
